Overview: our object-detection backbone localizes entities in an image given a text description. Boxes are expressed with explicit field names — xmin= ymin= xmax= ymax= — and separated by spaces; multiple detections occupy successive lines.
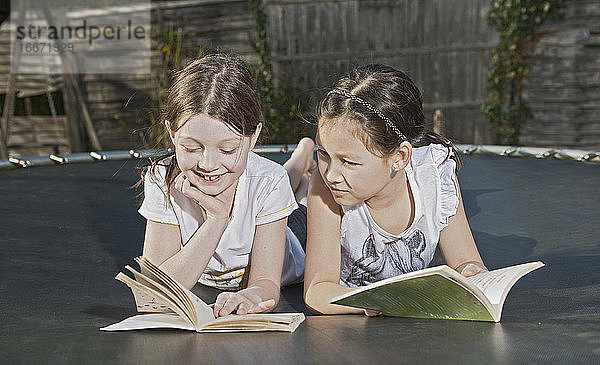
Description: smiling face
xmin=169 ymin=113 xmax=260 ymax=196
xmin=316 ymin=119 xmax=401 ymax=207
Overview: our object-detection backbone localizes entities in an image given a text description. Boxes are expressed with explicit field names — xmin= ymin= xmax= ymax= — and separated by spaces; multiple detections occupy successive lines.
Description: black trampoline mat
xmin=1 ymin=155 xmax=599 ymax=364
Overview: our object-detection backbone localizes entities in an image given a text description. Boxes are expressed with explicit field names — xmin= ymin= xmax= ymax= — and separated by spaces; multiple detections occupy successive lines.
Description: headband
xmin=327 ymin=89 xmax=407 ymax=141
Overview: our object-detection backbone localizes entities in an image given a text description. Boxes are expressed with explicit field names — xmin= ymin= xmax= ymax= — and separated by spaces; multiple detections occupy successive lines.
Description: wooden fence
xmin=1 ymin=0 xmax=598 ymax=157
xmin=521 ymin=0 xmax=600 ymax=149
xmin=8 ymin=115 xmax=68 ymax=156
xmin=1 ymin=0 xmax=256 ymax=156
xmin=82 ymin=0 xmax=257 ymax=152
xmin=266 ymin=0 xmax=497 ymax=144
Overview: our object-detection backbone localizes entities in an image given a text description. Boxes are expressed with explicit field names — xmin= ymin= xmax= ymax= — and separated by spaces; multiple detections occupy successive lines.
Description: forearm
xmin=158 ymin=217 xmax=228 ymax=289
xmin=304 ymin=281 xmax=364 ymax=315
xmin=439 ymin=177 xmax=486 ymax=273
xmin=304 ymin=172 xmax=356 ymax=314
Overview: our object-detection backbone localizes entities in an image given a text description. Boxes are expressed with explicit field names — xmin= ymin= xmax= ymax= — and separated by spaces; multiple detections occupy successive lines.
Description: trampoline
xmin=1 ymin=148 xmax=599 ymax=364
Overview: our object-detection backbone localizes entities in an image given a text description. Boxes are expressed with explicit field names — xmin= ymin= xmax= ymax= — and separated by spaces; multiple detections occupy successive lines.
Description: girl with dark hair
xmin=138 ymin=53 xmax=313 ymax=317
xmin=303 ymin=64 xmax=487 ymax=315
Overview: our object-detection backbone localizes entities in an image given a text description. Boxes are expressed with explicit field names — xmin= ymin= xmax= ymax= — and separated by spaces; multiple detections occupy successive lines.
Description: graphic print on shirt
xmin=344 ymin=230 xmax=427 ymax=286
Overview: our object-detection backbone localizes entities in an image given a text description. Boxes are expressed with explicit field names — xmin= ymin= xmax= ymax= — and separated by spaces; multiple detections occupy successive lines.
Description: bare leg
xmin=295 ymin=173 xmax=310 ymax=206
xmin=283 ymin=137 xmax=316 ymax=199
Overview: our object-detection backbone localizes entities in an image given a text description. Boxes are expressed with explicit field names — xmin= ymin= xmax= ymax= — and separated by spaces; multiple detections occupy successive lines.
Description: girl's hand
xmin=212 ymin=291 xmax=276 ymax=318
xmin=173 ymin=173 xmax=233 ymax=221
xmin=458 ymin=262 xmax=488 ymax=277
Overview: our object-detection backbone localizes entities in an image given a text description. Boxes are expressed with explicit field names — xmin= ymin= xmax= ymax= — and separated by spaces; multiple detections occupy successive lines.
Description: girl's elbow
xmin=303 ymin=294 xmax=322 ymax=315
xmin=303 ymin=284 xmax=328 ymax=315
xmin=306 ymin=303 xmax=324 ymax=315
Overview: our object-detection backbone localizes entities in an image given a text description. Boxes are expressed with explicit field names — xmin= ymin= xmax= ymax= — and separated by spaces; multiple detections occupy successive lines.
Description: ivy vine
xmin=148 ymin=27 xmax=204 ymax=148
xmin=249 ymin=0 xmax=300 ymax=144
xmin=482 ymin=0 xmax=566 ymax=145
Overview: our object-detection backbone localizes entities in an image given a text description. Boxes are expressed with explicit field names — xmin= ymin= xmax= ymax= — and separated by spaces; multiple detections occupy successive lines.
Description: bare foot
xmin=284 ymin=137 xmax=316 ymax=192
xmin=295 ymin=137 xmax=316 ymax=174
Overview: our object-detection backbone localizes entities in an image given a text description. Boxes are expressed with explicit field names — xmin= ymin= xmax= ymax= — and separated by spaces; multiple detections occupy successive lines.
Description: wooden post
xmin=433 ymin=109 xmax=446 ymax=136
xmin=24 ymin=97 xmax=32 ymax=116
xmin=62 ymin=79 xmax=81 ymax=153
xmin=66 ymin=73 xmax=102 ymax=151
xmin=0 ymin=0 xmax=27 ymax=159
xmin=0 ymin=74 xmax=15 ymax=159
xmin=40 ymin=3 xmax=102 ymax=152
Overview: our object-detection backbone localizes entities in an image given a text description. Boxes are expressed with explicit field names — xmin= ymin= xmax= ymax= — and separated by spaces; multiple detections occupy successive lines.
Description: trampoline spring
xmin=3 ymin=146 xmax=599 ymax=171
xmin=90 ymin=152 xmax=106 ymax=161
xmin=579 ymin=152 xmax=599 ymax=162
xmin=501 ymin=146 xmax=518 ymax=156
xmin=537 ymin=149 xmax=558 ymax=159
xmin=49 ymin=155 xmax=67 ymax=164
xmin=462 ymin=145 xmax=479 ymax=155
xmin=8 ymin=157 xmax=31 ymax=167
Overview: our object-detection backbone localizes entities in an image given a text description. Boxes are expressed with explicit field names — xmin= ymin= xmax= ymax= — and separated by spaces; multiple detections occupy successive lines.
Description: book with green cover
xmin=329 ymin=261 xmax=544 ymax=322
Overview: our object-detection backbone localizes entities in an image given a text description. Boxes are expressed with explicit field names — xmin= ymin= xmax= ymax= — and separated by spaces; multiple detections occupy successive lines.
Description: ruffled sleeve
xmin=430 ymin=144 xmax=460 ymax=230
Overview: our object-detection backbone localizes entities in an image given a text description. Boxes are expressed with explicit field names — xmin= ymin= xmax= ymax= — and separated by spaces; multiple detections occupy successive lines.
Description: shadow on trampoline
xmin=474 ymin=231 xmax=537 ymax=269
xmin=83 ymin=304 xmax=134 ymax=322
xmin=461 ymin=188 xmax=504 ymax=218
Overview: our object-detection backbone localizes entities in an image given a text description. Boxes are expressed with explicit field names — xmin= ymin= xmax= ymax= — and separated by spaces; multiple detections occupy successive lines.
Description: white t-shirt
xmin=138 ymin=152 xmax=305 ymax=290
xmin=340 ymin=144 xmax=459 ymax=287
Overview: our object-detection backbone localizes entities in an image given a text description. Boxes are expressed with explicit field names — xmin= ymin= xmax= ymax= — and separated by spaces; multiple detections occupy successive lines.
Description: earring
xmin=391 ymin=164 xmax=400 ymax=173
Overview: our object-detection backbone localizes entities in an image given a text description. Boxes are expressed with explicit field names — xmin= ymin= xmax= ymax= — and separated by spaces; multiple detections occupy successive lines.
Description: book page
xmin=466 ymin=262 xmax=544 ymax=305
xmin=135 ymin=257 xmax=196 ymax=323
xmin=199 ymin=313 xmax=305 ymax=333
xmin=179 ymin=284 xmax=216 ymax=327
xmin=101 ymin=313 xmax=305 ymax=333
xmin=126 ymin=266 xmax=188 ymax=315
xmin=136 ymin=257 xmax=216 ymax=327
xmin=100 ymin=313 xmax=195 ymax=332
xmin=116 ymin=272 xmax=195 ymax=326
xmin=130 ymin=286 xmax=172 ymax=313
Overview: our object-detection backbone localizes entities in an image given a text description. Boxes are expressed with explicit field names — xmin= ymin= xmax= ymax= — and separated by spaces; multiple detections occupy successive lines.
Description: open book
xmin=330 ymin=261 xmax=544 ymax=322
xmin=100 ymin=257 xmax=305 ymax=332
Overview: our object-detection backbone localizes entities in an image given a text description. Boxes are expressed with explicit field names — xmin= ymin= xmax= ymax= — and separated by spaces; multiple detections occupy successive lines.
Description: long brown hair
xmin=138 ymin=53 xmax=264 ymax=198
xmin=317 ymin=64 xmax=461 ymax=168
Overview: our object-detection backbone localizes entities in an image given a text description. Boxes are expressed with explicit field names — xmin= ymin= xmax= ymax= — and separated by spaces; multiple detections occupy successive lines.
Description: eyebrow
xmin=316 ymin=143 xmax=361 ymax=161
xmin=179 ymin=135 xmax=241 ymax=144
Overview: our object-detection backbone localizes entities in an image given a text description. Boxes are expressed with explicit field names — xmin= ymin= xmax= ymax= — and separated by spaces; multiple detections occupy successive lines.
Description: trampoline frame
xmin=1 ymin=144 xmax=599 ymax=170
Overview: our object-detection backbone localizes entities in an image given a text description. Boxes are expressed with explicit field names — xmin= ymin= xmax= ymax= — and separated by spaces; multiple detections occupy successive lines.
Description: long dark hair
xmin=138 ymin=53 xmax=264 ymax=198
xmin=317 ymin=64 xmax=461 ymax=168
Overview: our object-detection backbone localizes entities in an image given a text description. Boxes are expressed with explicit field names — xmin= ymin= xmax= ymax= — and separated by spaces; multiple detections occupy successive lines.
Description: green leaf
xmin=484 ymin=0 xmax=566 ymax=145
